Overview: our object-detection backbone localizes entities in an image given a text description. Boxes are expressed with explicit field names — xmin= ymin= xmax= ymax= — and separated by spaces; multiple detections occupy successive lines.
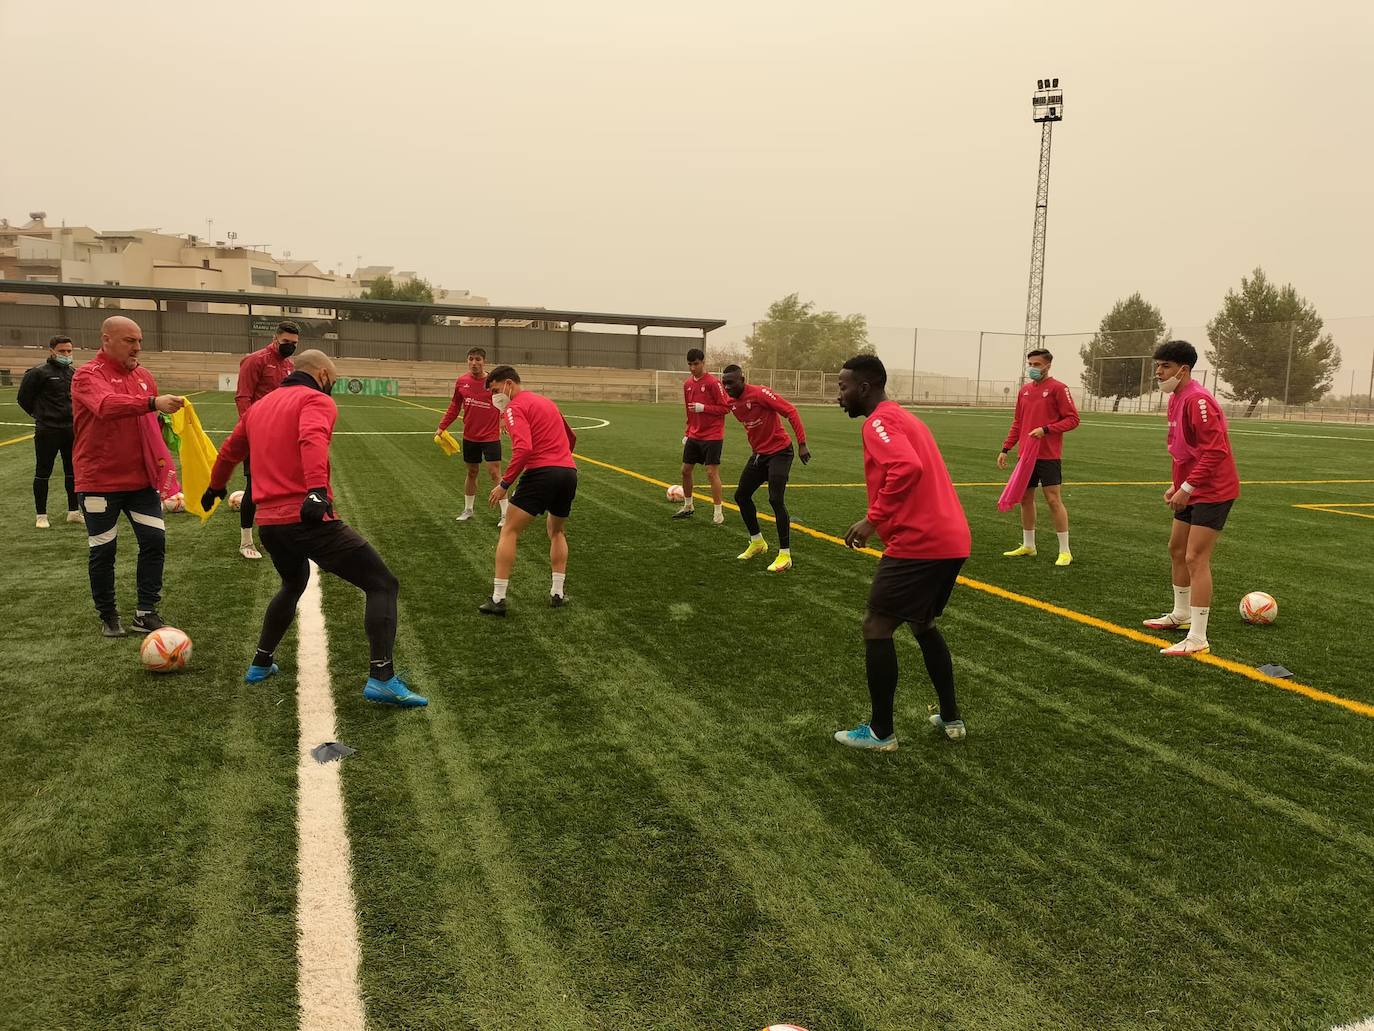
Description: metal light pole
xmin=1024 ymin=78 xmax=1064 ymax=356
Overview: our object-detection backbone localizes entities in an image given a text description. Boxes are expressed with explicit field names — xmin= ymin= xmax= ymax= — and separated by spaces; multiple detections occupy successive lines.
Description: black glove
xmin=201 ymin=486 xmax=228 ymax=510
xmin=300 ymin=487 xmax=334 ymax=522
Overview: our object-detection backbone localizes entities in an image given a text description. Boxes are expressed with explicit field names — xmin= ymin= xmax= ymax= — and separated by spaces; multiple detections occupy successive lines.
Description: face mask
xmin=1159 ymin=373 xmax=1183 ymax=393
xmin=1026 ymin=366 xmax=1045 ymax=381
xmin=54 ymin=355 xmax=74 ymax=367
xmin=491 ymin=391 xmax=510 ymax=412
xmin=278 ymin=342 xmax=297 ymax=358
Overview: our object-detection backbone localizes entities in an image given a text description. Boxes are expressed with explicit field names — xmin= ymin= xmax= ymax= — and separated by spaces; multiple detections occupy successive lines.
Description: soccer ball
xmin=666 ymin=485 xmax=685 ymax=502
xmin=761 ymin=1025 xmax=810 ymax=1031
xmin=228 ymin=490 xmax=245 ymax=511
xmin=140 ymin=626 xmax=193 ymax=673
xmin=162 ymin=492 xmax=185 ymax=513
xmin=1239 ymin=591 xmax=1278 ymax=625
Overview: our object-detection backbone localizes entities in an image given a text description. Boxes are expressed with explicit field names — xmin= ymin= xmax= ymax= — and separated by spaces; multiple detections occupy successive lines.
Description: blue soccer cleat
xmin=363 ymin=675 xmax=428 ymax=708
xmin=245 ymin=663 xmax=279 ymax=684
xmin=832 ymin=722 xmax=898 ymax=752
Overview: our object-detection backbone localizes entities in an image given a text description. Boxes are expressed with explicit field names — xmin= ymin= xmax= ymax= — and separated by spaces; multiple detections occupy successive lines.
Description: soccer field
xmin=3 ymin=389 xmax=1373 ymax=1031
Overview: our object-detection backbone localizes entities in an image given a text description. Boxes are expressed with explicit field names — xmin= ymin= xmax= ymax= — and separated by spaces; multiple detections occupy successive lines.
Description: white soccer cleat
xmin=1143 ymin=612 xmax=1191 ymax=631
xmin=67 ymin=510 xmax=83 ymax=524
xmin=712 ymin=510 xmax=725 ymax=525
xmin=1160 ymin=637 xmax=1210 ymax=657
xmin=239 ymin=544 xmax=263 ymax=560
xmin=35 ymin=514 xmax=50 ymax=529
xmin=456 ymin=510 xmax=475 ymax=522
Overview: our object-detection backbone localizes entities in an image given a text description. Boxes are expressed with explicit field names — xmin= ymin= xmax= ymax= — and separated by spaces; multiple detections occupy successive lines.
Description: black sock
xmin=370 ymin=658 xmax=395 ymax=682
xmin=253 ymin=649 xmax=274 ymax=668
xmin=914 ymin=624 xmax=960 ymax=722
xmin=865 ymin=637 xmax=899 ymax=739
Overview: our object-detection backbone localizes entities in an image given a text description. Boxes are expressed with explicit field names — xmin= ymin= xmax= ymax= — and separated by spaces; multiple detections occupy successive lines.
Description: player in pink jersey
xmin=478 ymin=366 xmax=579 ymax=616
xmin=437 ymin=347 xmax=508 ymax=526
xmin=997 ymin=348 xmax=1080 ymax=565
xmin=1143 ymin=340 xmax=1241 ymax=656
xmin=833 ymin=355 xmax=972 ymax=749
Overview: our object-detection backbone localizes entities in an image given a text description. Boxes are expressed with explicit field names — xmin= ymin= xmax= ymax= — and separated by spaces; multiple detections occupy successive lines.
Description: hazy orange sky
xmin=3 ymin=0 xmax=1371 ymax=389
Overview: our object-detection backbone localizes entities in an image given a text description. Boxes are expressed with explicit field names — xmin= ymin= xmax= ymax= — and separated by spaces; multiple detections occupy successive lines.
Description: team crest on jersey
xmin=1041 ymin=390 xmax=1049 ymax=398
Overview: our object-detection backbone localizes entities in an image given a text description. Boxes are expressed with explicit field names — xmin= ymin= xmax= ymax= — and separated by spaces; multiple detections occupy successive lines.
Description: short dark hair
xmin=485 ymin=364 xmax=520 ymax=388
xmin=721 ymin=364 xmax=742 ymax=376
xmin=1153 ymin=339 xmax=1197 ymax=367
xmin=686 ymin=347 xmax=705 ymax=363
xmin=49 ymin=335 xmax=72 ymax=348
xmin=841 ymin=353 xmax=887 ymax=389
xmin=276 ymin=321 xmax=301 ymax=336
xmin=1027 ymin=348 xmax=1053 ymax=361
xmin=467 ymin=347 xmax=487 ymax=359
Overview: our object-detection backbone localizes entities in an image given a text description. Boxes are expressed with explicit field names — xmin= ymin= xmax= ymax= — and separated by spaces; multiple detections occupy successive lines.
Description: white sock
xmin=682 ymin=496 xmax=694 ymax=510
xmin=1056 ymin=531 xmax=1070 ymax=553
xmin=464 ymin=494 xmax=476 ymax=512
xmin=1172 ymin=584 xmax=1192 ymax=619
xmin=240 ymin=528 xmax=253 ymax=547
xmin=1189 ymin=606 xmax=1210 ymax=642
xmin=778 ymin=547 xmax=790 ymax=556
xmin=551 ymin=572 xmax=566 ymax=597
xmin=1022 ymin=529 xmax=1036 ymax=548
xmin=492 ymin=577 xmax=509 ymax=602
xmin=714 ymin=504 xmax=723 ymax=517
xmin=499 ymin=499 xmax=509 ymax=516
xmin=750 ymin=533 xmax=763 ymax=543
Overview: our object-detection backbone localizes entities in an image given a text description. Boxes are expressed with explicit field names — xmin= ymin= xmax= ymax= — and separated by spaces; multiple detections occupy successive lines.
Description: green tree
xmin=1078 ymin=293 xmax=1169 ymax=411
xmin=1206 ymin=268 xmax=1339 ymax=416
xmin=343 ymin=274 xmax=443 ymax=324
xmin=744 ymin=294 xmax=872 ymax=371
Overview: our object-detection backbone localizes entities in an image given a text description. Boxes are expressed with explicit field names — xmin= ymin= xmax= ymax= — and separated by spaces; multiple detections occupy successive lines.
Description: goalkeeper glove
xmin=201 ymin=486 xmax=228 ymax=510
xmin=300 ymin=487 xmax=334 ymax=522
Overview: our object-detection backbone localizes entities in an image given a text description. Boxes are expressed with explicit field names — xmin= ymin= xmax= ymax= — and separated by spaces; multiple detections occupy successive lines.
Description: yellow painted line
xmin=577 ymin=452 xmax=1374 ymax=721
xmin=0 ymin=432 xmax=35 ymax=448
xmin=1294 ymin=503 xmax=1374 ymax=521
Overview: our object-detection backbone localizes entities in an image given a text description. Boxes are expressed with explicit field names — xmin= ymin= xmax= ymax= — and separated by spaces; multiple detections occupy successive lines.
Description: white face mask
xmin=491 ymin=391 xmax=510 ymax=412
xmin=1159 ymin=373 xmax=1183 ymax=393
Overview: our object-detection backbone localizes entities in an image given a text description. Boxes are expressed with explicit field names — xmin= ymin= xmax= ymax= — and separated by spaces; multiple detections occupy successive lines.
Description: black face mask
xmin=278 ymin=342 xmax=297 ymax=358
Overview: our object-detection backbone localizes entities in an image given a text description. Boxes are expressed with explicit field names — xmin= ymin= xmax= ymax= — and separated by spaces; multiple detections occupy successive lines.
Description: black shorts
xmin=682 ymin=438 xmax=723 ymax=467
xmin=463 ymin=439 xmax=502 ymax=465
xmin=1174 ymin=499 xmax=1234 ymax=532
xmin=1026 ymin=458 xmax=1062 ymax=488
xmin=512 ymin=466 xmax=577 ymax=519
xmin=745 ymin=447 xmax=794 ymax=481
xmin=867 ymin=556 xmax=966 ymax=627
xmin=259 ymin=519 xmax=375 ymax=579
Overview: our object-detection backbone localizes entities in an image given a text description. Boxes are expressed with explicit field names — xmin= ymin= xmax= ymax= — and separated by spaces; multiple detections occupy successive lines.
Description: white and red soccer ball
xmin=140 ymin=626 xmax=193 ymax=673
xmin=161 ymin=492 xmax=185 ymax=513
xmin=666 ymin=485 xmax=686 ymax=503
xmin=762 ymin=1025 xmax=810 ymax=1031
xmin=228 ymin=489 xmax=246 ymax=511
xmin=1239 ymin=591 xmax=1278 ymax=625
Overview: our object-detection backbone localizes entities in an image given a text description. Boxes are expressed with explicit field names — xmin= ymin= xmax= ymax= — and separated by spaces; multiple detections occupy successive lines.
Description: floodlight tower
xmin=1023 ymin=77 xmax=1064 ymax=355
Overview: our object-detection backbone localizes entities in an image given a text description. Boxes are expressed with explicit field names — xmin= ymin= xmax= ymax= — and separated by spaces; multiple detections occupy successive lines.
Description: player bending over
xmin=204 ymin=349 xmax=427 ymax=707
xmin=479 ymin=366 xmax=578 ymax=615
xmin=721 ymin=365 xmax=809 ymax=573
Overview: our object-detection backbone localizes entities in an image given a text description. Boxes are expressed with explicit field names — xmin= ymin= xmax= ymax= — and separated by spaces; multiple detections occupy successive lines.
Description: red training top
xmin=863 ymin=401 xmax=971 ymax=560
xmin=438 ymin=372 xmax=501 ymax=442
xmin=683 ymin=372 xmax=730 ymax=442
xmin=235 ymin=344 xmax=294 ymax=417
xmin=211 ymin=377 xmax=338 ymax=525
xmin=1002 ymin=376 xmax=1079 ymax=460
xmin=1166 ymin=379 xmax=1240 ymax=503
xmin=71 ymin=349 xmax=160 ymax=494
xmin=500 ymin=390 xmax=577 ymax=486
xmin=727 ymin=384 xmax=806 ymax=455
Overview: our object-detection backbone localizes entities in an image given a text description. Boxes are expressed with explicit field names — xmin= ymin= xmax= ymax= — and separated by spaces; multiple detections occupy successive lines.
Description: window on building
xmin=251 ymin=267 xmax=278 ymax=288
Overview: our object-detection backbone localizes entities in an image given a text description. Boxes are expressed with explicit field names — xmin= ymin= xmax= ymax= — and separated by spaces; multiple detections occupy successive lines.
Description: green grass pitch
xmin=2 ymin=387 xmax=1373 ymax=1030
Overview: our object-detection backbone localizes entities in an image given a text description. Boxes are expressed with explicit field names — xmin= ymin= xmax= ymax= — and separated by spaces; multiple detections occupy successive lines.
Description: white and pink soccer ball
xmin=161 ymin=492 xmax=185 ymax=513
xmin=140 ymin=626 xmax=193 ymax=673
xmin=1239 ymin=591 xmax=1277 ymax=625
xmin=666 ymin=485 xmax=685 ymax=503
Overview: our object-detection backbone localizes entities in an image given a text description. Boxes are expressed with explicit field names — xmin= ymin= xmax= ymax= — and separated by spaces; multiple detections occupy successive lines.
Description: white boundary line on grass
xmin=1333 ymin=1019 xmax=1374 ymax=1030
xmin=295 ymin=561 xmax=367 ymax=1031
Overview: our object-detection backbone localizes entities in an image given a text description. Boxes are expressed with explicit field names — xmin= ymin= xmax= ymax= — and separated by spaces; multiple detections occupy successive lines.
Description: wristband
xmin=1000 ymin=448 xmax=1010 ymax=455
xmin=148 ymin=397 xmax=157 ymax=412
xmin=499 ymin=480 xmax=513 ymax=491
xmin=1179 ymin=481 xmax=1194 ymax=495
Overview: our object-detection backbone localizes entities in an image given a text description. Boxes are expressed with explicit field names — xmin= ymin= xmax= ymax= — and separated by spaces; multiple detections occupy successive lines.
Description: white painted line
xmin=295 ymin=561 xmax=367 ymax=1031
xmin=565 ymin=415 xmax=610 ymax=430
xmin=1333 ymin=1019 xmax=1374 ymax=1030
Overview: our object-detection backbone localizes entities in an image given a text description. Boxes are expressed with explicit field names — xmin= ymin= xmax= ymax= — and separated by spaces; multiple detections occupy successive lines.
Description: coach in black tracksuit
xmin=17 ymin=335 xmax=79 ymax=528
